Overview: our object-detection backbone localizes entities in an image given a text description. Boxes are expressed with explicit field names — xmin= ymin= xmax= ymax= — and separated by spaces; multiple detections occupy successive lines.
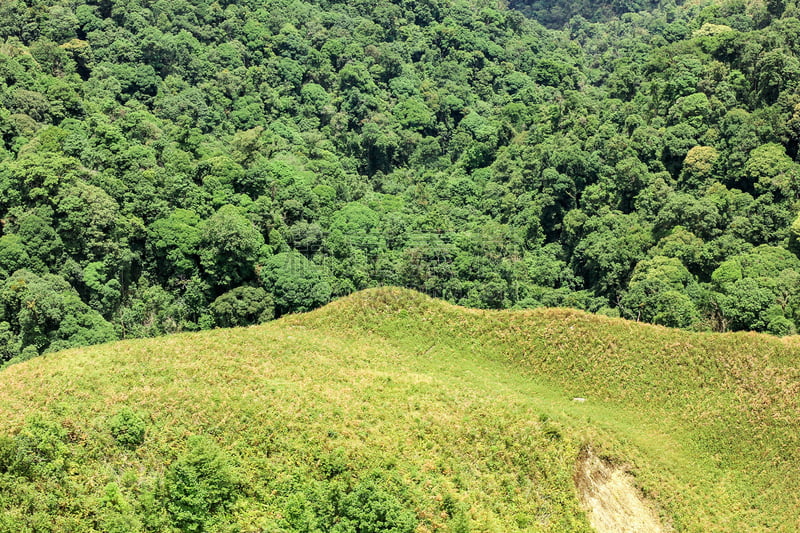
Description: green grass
xmin=1 ymin=287 xmax=799 ymax=531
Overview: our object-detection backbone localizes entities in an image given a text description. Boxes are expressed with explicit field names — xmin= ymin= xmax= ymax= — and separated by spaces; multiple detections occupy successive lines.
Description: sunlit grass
xmin=1 ymin=287 xmax=798 ymax=531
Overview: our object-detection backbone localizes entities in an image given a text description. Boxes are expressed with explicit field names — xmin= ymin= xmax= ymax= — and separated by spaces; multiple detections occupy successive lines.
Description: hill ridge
xmin=0 ymin=288 xmax=798 ymax=531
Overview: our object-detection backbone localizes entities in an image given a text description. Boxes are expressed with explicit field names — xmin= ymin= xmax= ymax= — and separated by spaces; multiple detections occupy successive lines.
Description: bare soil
xmin=575 ymin=447 xmax=670 ymax=533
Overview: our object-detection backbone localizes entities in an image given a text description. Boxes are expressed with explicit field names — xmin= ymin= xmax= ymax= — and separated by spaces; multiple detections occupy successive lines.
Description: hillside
xmin=1 ymin=288 xmax=799 ymax=532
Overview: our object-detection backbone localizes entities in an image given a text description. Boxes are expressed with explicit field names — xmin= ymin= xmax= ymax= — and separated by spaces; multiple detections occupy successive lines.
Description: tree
xmin=620 ymin=256 xmax=700 ymax=327
xmin=148 ymin=209 xmax=202 ymax=282
xmin=680 ymin=146 xmax=719 ymax=190
xmin=56 ymin=181 xmax=127 ymax=262
xmin=571 ymin=210 xmax=653 ymax=298
xmin=745 ymin=143 xmax=800 ymax=200
xmin=789 ymin=214 xmax=800 ymax=256
xmin=260 ymin=252 xmax=331 ymax=315
xmin=199 ymin=205 xmax=266 ymax=290
xmin=209 ymin=286 xmax=274 ymax=328
xmin=6 ymin=209 xmax=64 ymax=273
xmin=0 ymin=270 xmax=116 ymax=359
xmin=710 ymin=246 xmax=800 ymax=332
xmin=714 ymin=277 xmax=775 ymax=331
xmin=650 ymin=226 xmax=705 ymax=276
xmin=393 ymin=97 xmax=435 ymax=133
xmin=0 ymin=234 xmax=30 ymax=278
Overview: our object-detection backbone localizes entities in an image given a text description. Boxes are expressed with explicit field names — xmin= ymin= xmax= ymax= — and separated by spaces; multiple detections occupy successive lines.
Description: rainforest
xmin=0 ymin=0 xmax=799 ymax=361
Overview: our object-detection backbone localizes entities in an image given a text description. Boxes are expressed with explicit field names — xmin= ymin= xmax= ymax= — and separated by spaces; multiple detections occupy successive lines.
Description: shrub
xmin=333 ymin=476 xmax=417 ymax=533
xmin=283 ymin=491 xmax=320 ymax=532
xmin=281 ymin=473 xmax=418 ymax=533
xmin=98 ymin=482 xmax=143 ymax=533
xmin=165 ymin=435 xmax=239 ymax=532
xmin=10 ymin=415 xmax=69 ymax=478
xmin=320 ymin=447 xmax=349 ymax=479
xmin=109 ymin=408 xmax=146 ymax=449
xmin=0 ymin=435 xmax=14 ymax=473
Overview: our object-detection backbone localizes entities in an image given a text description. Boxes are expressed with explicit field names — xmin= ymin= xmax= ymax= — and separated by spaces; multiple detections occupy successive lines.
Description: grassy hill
xmin=0 ymin=288 xmax=799 ymax=532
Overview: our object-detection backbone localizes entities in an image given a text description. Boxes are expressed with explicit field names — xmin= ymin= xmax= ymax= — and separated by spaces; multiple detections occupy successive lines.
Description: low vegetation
xmin=0 ymin=288 xmax=798 ymax=531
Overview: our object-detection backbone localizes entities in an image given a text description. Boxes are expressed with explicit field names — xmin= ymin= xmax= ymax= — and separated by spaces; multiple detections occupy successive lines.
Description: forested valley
xmin=2 ymin=0 xmax=800 ymax=364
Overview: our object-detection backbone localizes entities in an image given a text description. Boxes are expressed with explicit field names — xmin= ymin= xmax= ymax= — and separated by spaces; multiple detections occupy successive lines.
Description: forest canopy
xmin=1 ymin=0 xmax=800 ymax=363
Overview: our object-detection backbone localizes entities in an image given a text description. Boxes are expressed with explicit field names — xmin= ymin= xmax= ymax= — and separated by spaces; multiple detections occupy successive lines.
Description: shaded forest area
xmin=1 ymin=0 xmax=800 ymax=363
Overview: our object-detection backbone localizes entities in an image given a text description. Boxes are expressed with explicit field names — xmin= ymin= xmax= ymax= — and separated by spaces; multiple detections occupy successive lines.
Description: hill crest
xmin=0 ymin=288 xmax=798 ymax=531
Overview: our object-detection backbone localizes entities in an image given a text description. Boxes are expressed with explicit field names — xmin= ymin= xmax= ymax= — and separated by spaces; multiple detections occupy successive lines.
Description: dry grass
xmin=0 ymin=287 xmax=799 ymax=531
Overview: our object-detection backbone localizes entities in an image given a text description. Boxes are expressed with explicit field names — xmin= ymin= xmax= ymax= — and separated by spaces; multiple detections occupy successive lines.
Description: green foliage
xmin=7 ymin=415 xmax=69 ymax=479
xmin=709 ymin=246 xmax=800 ymax=332
xmin=148 ymin=209 xmax=202 ymax=280
xmin=0 ymin=434 xmax=15 ymax=474
xmin=745 ymin=143 xmax=800 ymax=198
xmin=336 ymin=480 xmax=417 ymax=533
xmin=571 ymin=211 xmax=653 ymax=297
xmin=331 ymin=475 xmax=418 ymax=533
xmin=200 ymin=205 xmax=266 ymax=290
xmin=0 ymin=234 xmax=30 ymax=278
xmin=209 ymin=286 xmax=274 ymax=328
xmin=0 ymin=270 xmax=116 ymax=360
xmin=280 ymin=474 xmax=418 ymax=533
xmin=715 ymin=278 xmax=776 ymax=331
xmin=165 ymin=435 xmax=239 ymax=532
xmin=109 ymin=408 xmax=146 ymax=449
xmin=1 ymin=0 xmax=800 ymax=361
xmin=319 ymin=447 xmax=350 ymax=479
xmin=98 ymin=482 xmax=144 ymax=533
xmin=261 ymin=252 xmax=332 ymax=315
xmin=789 ymin=214 xmax=800 ymax=255
xmin=620 ymin=256 xmax=700 ymax=328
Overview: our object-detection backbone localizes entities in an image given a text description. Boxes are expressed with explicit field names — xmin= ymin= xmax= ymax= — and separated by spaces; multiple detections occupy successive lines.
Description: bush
xmin=0 ymin=435 xmax=14 ymax=473
xmin=109 ymin=408 xmax=146 ymax=449
xmin=283 ymin=491 xmax=320 ymax=532
xmin=320 ymin=447 xmax=349 ymax=479
xmin=165 ymin=435 xmax=239 ymax=532
xmin=332 ymin=476 xmax=417 ymax=533
xmin=98 ymin=482 xmax=143 ymax=533
xmin=10 ymin=415 xmax=69 ymax=478
xmin=280 ymin=473 xmax=418 ymax=533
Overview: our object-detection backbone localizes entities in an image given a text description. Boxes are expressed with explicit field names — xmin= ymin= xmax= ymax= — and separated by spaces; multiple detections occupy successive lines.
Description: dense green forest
xmin=1 ymin=0 xmax=800 ymax=363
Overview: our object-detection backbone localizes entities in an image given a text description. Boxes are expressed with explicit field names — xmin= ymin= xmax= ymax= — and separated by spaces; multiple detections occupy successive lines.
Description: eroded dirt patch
xmin=575 ymin=447 xmax=670 ymax=533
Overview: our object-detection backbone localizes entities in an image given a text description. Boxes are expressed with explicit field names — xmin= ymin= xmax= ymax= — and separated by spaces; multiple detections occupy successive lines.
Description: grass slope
xmin=1 ymin=287 xmax=799 ymax=532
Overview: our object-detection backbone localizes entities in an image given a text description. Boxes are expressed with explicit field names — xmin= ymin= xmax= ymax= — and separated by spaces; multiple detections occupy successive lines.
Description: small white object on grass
xmin=572 ymin=397 xmax=587 ymax=403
